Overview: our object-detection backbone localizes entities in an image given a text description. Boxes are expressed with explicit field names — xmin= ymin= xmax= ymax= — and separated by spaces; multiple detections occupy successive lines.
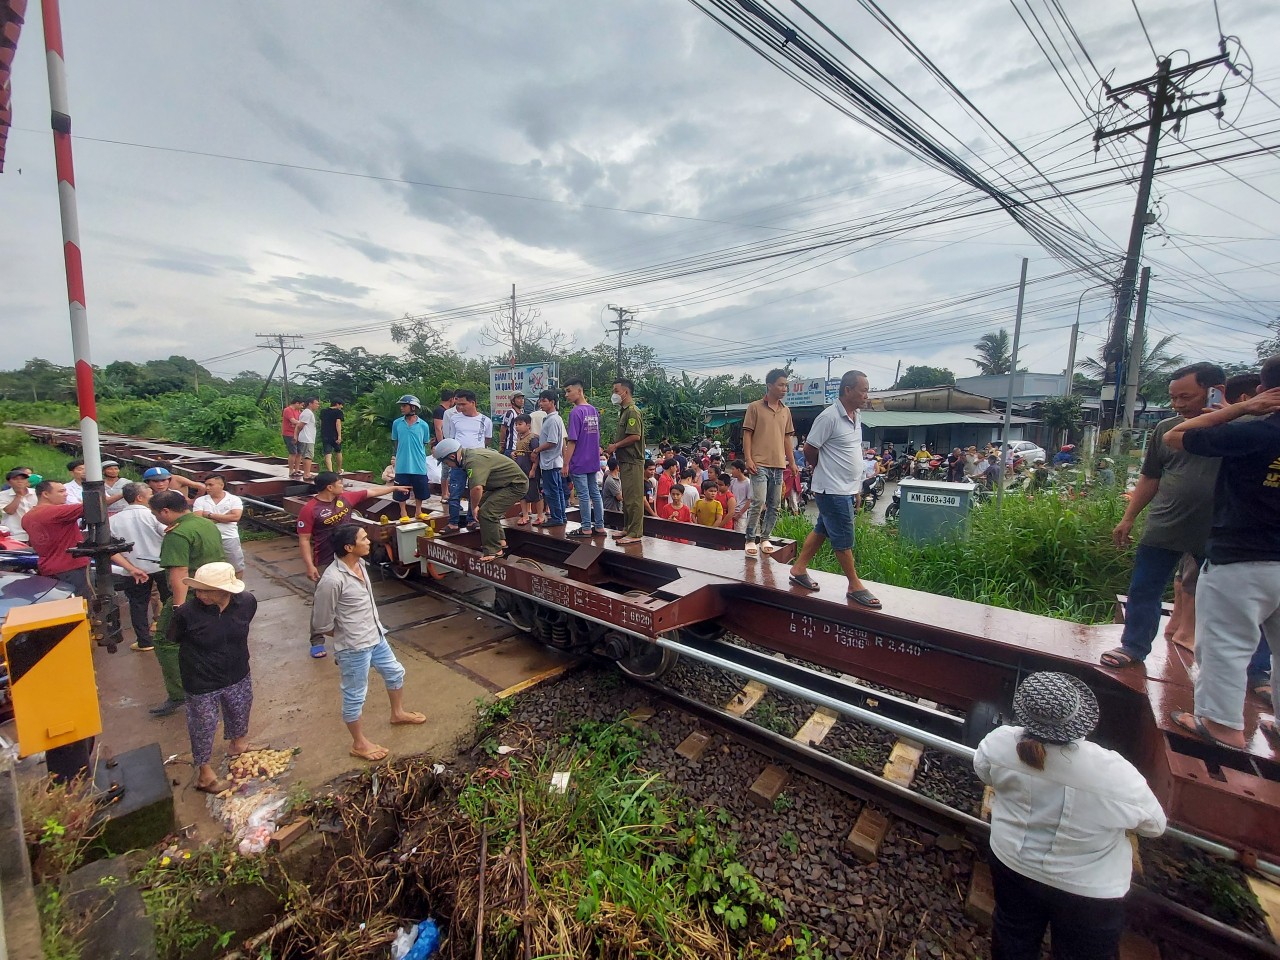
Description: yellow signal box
xmin=2 ymin=598 xmax=102 ymax=757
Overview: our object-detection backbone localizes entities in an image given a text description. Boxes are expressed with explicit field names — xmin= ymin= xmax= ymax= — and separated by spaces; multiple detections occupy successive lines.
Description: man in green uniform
xmin=432 ymin=438 xmax=529 ymax=560
xmin=149 ymin=490 xmax=226 ymax=716
xmin=606 ymin=377 xmax=646 ymax=544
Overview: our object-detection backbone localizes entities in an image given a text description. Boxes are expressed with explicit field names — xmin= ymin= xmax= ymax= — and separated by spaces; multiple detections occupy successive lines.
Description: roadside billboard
xmin=489 ymin=363 xmax=558 ymax=419
xmin=787 ymin=376 xmax=836 ymax=407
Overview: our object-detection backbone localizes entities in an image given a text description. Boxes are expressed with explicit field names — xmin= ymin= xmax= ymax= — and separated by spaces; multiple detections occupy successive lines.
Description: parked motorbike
xmin=884 ymin=485 xmax=901 ymax=521
xmin=859 ymin=473 xmax=885 ymax=512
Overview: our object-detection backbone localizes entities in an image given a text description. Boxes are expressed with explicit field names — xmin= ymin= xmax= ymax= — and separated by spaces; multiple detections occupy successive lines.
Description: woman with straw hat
xmin=169 ymin=562 xmax=258 ymax=793
xmin=974 ymin=672 xmax=1167 ymax=960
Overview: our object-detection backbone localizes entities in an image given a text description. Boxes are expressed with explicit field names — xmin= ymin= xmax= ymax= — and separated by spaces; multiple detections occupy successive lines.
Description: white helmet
xmin=398 ymin=394 xmax=421 ymax=409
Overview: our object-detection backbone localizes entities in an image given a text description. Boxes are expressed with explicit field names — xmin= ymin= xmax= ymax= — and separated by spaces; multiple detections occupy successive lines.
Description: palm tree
xmin=1076 ymin=333 xmax=1186 ymax=402
xmin=968 ymin=329 xmax=1014 ymax=376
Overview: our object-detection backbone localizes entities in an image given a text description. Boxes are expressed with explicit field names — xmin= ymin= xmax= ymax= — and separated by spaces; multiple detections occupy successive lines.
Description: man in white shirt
xmin=296 ymin=397 xmax=320 ymax=482
xmin=443 ymin=389 xmax=493 ymax=530
xmin=787 ymin=370 xmax=881 ymax=609
xmin=312 ymin=524 xmax=425 ymax=763
xmin=109 ymin=482 xmax=171 ymax=651
xmin=103 ymin=460 xmax=130 ymax=515
xmin=0 ymin=469 xmax=37 ymax=542
xmin=192 ymin=474 xmax=246 ymax=575
xmin=64 ymin=458 xmax=86 ymax=504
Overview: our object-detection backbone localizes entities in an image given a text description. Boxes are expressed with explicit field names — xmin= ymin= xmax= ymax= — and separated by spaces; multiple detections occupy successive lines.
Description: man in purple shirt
xmin=563 ymin=378 xmax=605 ymax=538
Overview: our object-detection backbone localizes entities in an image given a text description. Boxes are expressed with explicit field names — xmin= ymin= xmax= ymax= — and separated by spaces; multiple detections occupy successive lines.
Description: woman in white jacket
xmin=974 ymin=672 xmax=1167 ymax=960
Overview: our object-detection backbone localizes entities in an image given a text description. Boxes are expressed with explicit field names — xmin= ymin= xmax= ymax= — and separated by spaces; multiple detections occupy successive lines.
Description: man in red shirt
xmin=281 ymin=398 xmax=305 ymax=479
xmin=22 ymin=480 xmax=89 ymax=595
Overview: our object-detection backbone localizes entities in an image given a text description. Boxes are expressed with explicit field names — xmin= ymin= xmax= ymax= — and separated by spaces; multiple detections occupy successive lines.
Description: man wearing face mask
xmin=431 ymin=438 xmax=528 ymax=562
xmin=604 ymin=378 xmax=646 ymax=545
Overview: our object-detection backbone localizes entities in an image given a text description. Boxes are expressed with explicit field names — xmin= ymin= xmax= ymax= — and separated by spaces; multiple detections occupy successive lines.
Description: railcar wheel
xmin=502 ymin=558 xmax=544 ymax=632
xmin=615 ymin=589 xmax=680 ymax=680
xmin=617 ymin=642 xmax=680 ymax=681
xmin=391 ymin=563 xmax=415 ymax=580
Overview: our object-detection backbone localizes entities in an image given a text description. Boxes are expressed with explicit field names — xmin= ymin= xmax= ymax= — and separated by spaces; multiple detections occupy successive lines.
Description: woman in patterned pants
xmin=169 ymin=562 xmax=259 ymax=793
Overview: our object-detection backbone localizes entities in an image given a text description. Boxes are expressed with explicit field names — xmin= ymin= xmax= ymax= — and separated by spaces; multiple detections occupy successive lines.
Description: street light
xmin=1066 ymin=282 xmax=1114 ymax=398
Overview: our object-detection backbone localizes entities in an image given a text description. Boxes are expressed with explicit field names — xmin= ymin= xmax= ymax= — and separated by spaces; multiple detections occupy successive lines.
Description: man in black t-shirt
xmin=319 ymin=399 xmax=345 ymax=472
xmin=431 ymin=388 xmax=455 ymax=448
xmin=1164 ymin=355 xmax=1280 ymax=749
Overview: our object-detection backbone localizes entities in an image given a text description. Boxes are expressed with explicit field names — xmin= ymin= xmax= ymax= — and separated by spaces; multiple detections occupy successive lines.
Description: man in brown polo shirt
xmin=741 ymin=367 xmax=798 ymax=557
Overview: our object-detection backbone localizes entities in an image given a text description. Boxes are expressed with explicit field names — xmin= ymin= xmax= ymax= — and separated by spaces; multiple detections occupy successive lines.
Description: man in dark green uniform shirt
xmin=606 ymin=377 xmax=646 ymax=544
xmin=432 ymin=439 xmax=529 ymax=560
xmin=149 ymin=490 xmax=226 ymax=715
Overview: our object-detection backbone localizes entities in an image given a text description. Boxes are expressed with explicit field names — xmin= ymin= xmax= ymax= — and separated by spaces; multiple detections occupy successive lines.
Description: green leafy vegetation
xmin=774 ymin=488 xmax=1134 ymax=624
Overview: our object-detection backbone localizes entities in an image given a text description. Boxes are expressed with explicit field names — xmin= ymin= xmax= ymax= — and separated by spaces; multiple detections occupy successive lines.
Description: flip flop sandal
xmin=194 ymin=779 xmax=227 ymax=795
xmin=391 ymin=712 xmax=427 ymax=725
xmin=1100 ymin=647 xmax=1139 ymax=668
xmin=479 ymin=550 xmax=510 ymax=561
xmin=615 ymin=536 xmax=643 ymax=545
xmin=789 ymin=573 xmax=821 ymax=591
xmin=1170 ymin=710 xmax=1245 ymax=751
xmin=516 ymin=517 xmax=531 ymax=526
xmin=350 ymin=747 xmax=389 ymax=762
xmin=310 ymin=644 xmax=327 ymax=659
xmin=846 ymin=589 xmax=882 ymax=609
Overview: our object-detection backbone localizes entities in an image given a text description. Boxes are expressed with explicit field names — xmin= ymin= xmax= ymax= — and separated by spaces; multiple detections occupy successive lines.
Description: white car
xmin=1005 ymin=440 xmax=1047 ymax=464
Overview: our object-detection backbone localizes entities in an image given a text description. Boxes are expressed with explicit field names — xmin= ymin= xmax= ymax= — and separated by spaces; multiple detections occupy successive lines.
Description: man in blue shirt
xmin=390 ymin=395 xmax=433 ymax=517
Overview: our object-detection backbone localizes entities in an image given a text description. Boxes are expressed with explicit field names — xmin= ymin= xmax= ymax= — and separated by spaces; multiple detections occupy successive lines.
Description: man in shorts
xmin=390 ymin=395 xmax=433 ymax=517
xmin=787 ymin=370 xmax=881 ymax=609
xmin=281 ymin=398 xmax=304 ymax=478
xmin=296 ymin=397 xmax=320 ymax=481
xmin=320 ymin=398 xmax=345 ymax=473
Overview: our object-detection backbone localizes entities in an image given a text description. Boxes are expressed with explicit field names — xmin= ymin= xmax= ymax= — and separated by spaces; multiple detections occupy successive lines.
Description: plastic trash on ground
xmin=399 ymin=918 xmax=440 ymax=960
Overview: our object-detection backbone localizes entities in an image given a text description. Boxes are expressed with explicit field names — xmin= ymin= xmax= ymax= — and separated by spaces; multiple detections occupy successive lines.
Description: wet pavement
xmin=8 ymin=536 xmax=574 ymax=841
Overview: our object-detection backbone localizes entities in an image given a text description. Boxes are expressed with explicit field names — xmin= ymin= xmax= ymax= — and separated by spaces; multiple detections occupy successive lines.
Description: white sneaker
xmin=745 ymin=540 xmax=759 ymax=558
xmin=760 ymin=540 xmax=777 ymax=555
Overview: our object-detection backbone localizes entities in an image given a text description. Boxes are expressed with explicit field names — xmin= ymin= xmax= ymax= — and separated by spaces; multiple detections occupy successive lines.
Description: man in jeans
xmin=741 ymin=368 xmax=798 ymax=557
xmin=1163 ymin=355 xmax=1280 ymax=748
xmin=1101 ymin=362 xmax=1226 ymax=668
xmin=312 ymin=524 xmax=425 ymax=763
xmin=532 ymin=389 xmax=567 ymax=526
xmin=563 ymin=378 xmax=605 ymax=538
xmin=443 ymin=389 xmax=492 ymax=531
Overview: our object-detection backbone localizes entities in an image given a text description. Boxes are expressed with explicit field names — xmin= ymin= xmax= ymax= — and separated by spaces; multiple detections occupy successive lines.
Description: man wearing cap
xmin=975 ymin=672 xmax=1165 ymax=959
xmin=148 ymin=491 xmax=226 ymax=717
xmin=168 ymin=562 xmax=258 ymax=793
xmin=297 ymin=472 xmax=408 ymax=658
xmin=390 ymin=395 xmax=433 ymax=519
xmin=102 ymin=461 xmax=129 ymax=515
xmin=0 ymin=468 xmax=36 ymax=542
xmin=313 ymin=525 xmax=425 ymax=763
xmin=432 ymin=438 xmax=528 ymax=561
xmin=604 ymin=377 xmax=645 ymax=544
xmin=142 ymin=466 xmax=206 ymax=500
xmin=110 ymin=482 xmax=171 ymax=651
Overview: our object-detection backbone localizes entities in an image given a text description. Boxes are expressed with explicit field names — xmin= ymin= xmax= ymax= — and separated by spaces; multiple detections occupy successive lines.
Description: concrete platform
xmin=5 ymin=537 xmax=547 ymax=842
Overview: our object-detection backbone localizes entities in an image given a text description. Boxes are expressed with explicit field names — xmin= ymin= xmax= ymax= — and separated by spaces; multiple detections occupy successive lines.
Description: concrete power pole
xmin=1121 ymin=267 xmax=1153 ymax=433
xmin=1094 ymin=53 xmax=1225 ymax=432
xmin=605 ymin=305 xmax=636 ymax=382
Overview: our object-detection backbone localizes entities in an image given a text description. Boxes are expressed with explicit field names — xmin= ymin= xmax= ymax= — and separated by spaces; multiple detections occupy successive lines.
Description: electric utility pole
xmin=605 ymin=305 xmax=636 ymax=382
xmin=255 ymin=333 xmax=305 ymax=406
xmin=1094 ymin=53 xmax=1225 ymax=432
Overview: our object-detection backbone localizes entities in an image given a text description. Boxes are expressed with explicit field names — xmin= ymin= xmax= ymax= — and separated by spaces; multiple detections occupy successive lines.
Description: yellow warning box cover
xmin=2 ymin=597 xmax=102 ymax=757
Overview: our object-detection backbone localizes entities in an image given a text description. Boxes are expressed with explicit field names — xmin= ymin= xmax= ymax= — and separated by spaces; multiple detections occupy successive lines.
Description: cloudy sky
xmin=4 ymin=0 xmax=1279 ymax=388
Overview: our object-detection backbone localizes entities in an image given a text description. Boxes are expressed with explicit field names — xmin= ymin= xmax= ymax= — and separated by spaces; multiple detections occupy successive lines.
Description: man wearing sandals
xmin=432 ymin=438 xmax=529 ymax=561
xmin=788 ymin=370 xmax=881 ymax=610
xmin=1100 ymin=363 xmax=1226 ymax=671
xmin=1161 ymin=356 xmax=1280 ymax=750
xmin=312 ymin=525 xmax=426 ymax=762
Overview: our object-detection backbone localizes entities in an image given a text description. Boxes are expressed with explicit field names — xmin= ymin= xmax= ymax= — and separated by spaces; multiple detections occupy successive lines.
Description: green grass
xmin=773 ymin=489 xmax=1134 ymax=624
